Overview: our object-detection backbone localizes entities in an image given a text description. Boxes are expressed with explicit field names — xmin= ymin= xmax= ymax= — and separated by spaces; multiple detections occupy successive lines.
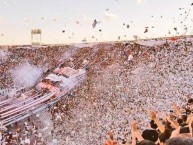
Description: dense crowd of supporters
xmin=0 ymin=117 xmax=45 ymax=145
xmin=104 ymin=97 xmax=193 ymax=145
xmin=0 ymin=37 xmax=193 ymax=144
xmin=0 ymin=45 xmax=71 ymax=89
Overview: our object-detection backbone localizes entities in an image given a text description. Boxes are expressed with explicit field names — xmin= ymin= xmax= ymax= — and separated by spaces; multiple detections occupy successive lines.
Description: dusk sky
xmin=0 ymin=0 xmax=193 ymax=45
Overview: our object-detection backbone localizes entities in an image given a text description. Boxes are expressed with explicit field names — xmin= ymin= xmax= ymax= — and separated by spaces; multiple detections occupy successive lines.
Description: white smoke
xmin=60 ymin=77 xmax=78 ymax=89
xmin=60 ymin=70 xmax=86 ymax=89
xmin=11 ymin=61 xmax=43 ymax=88
xmin=59 ymin=47 xmax=79 ymax=62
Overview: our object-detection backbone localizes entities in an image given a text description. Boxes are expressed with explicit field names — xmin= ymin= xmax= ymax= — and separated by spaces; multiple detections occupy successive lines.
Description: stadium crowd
xmin=0 ymin=45 xmax=71 ymax=89
xmin=0 ymin=117 xmax=45 ymax=145
xmin=104 ymin=98 xmax=193 ymax=145
xmin=1 ymin=37 xmax=193 ymax=145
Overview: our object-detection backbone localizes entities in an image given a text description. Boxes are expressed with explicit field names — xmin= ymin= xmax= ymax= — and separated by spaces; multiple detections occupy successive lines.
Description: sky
xmin=0 ymin=0 xmax=193 ymax=45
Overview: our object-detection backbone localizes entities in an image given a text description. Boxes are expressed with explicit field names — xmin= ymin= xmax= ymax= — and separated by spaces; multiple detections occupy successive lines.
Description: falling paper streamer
xmin=92 ymin=19 xmax=97 ymax=28
xmin=82 ymin=38 xmax=87 ymax=42
xmin=183 ymin=27 xmax=188 ymax=35
xmin=144 ymin=27 xmax=148 ymax=33
xmin=92 ymin=19 xmax=99 ymax=28
xmin=133 ymin=35 xmax=140 ymax=40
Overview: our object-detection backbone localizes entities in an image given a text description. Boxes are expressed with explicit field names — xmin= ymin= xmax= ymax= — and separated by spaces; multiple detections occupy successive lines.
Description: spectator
xmin=137 ymin=140 xmax=156 ymax=145
xmin=104 ymin=132 xmax=118 ymax=145
xmin=165 ymin=137 xmax=193 ymax=145
xmin=141 ymin=129 xmax=158 ymax=143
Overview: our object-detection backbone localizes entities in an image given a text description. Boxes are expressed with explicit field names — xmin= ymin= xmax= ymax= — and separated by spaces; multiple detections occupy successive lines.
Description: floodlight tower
xmin=31 ymin=29 xmax=42 ymax=45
